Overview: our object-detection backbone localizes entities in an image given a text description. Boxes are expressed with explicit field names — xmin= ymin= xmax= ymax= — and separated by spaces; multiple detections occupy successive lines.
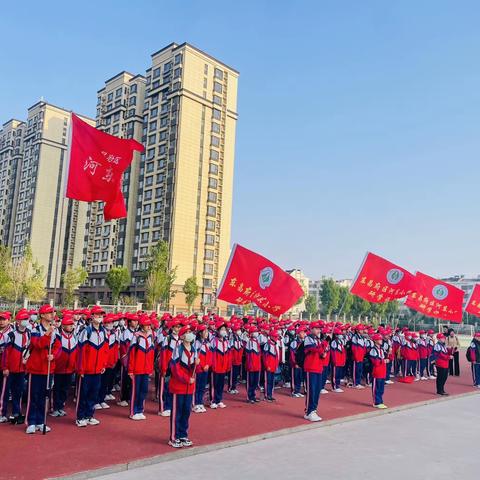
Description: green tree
xmin=106 ymin=266 xmax=131 ymax=304
xmin=320 ymin=279 xmax=340 ymax=315
xmin=144 ymin=241 xmax=177 ymax=309
xmin=62 ymin=265 xmax=88 ymax=307
xmin=304 ymin=295 xmax=318 ymax=319
xmin=3 ymin=244 xmax=46 ymax=307
xmin=351 ymin=295 xmax=370 ymax=320
xmin=0 ymin=245 xmax=11 ymax=297
xmin=334 ymin=286 xmax=353 ymax=317
xmin=183 ymin=276 xmax=199 ymax=312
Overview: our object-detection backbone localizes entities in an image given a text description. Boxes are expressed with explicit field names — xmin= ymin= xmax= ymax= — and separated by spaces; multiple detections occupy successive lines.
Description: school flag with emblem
xmin=405 ymin=272 xmax=465 ymax=323
xmin=66 ymin=113 xmax=144 ymax=221
xmin=350 ymin=252 xmax=415 ymax=303
xmin=216 ymin=244 xmax=304 ymax=316
xmin=464 ymin=284 xmax=480 ymax=318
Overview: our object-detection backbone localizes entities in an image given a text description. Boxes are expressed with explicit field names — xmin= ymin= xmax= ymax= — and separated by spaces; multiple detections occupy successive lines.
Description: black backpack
xmin=466 ymin=348 xmax=472 ymax=362
xmin=295 ymin=342 xmax=305 ymax=369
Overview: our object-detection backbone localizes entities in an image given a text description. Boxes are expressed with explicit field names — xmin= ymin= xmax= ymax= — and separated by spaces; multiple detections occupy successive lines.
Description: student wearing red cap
xmin=0 ymin=312 xmax=13 ymax=423
xmin=118 ymin=314 xmax=139 ymax=408
xmin=330 ymin=328 xmax=347 ymax=393
xmin=2 ymin=310 xmax=31 ymax=423
xmin=433 ymin=333 xmax=451 ymax=395
xmin=303 ymin=322 xmax=326 ymax=422
xmin=96 ymin=314 xmax=119 ymax=408
xmin=168 ymin=325 xmax=199 ymax=448
xmin=193 ymin=325 xmax=211 ymax=413
xmin=25 ymin=304 xmax=60 ymax=434
xmin=351 ymin=325 xmax=366 ymax=388
xmin=245 ymin=326 xmax=262 ymax=403
xmin=369 ymin=333 xmax=388 ymax=408
xmin=227 ymin=323 xmax=244 ymax=394
xmin=128 ymin=316 xmax=155 ymax=420
xmin=262 ymin=330 xmax=280 ymax=402
xmin=417 ymin=331 xmax=429 ymax=380
xmin=466 ymin=332 xmax=480 ymax=388
xmin=51 ymin=315 xmax=77 ymax=417
xmin=426 ymin=330 xmax=436 ymax=379
xmin=209 ymin=321 xmax=231 ymax=409
xmin=289 ymin=326 xmax=306 ymax=397
xmin=75 ymin=306 xmax=108 ymax=427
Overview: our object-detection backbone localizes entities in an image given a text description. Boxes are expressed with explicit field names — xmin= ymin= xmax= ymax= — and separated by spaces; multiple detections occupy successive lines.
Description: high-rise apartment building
xmin=81 ymin=43 xmax=238 ymax=310
xmin=0 ymin=101 xmax=94 ymax=298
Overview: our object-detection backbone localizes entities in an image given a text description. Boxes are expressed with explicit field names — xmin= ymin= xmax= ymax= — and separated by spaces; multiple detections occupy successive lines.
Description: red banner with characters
xmin=465 ymin=284 xmax=480 ymax=318
xmin=405 ymin=272 xmax=465 ymax=323
xmin=350 ymin=252 xmax=415 ymax=303
xmin=216 ymin=244 xmax=304 ymax=316
xmin=66 ymin=113 xmax=144 ymax=221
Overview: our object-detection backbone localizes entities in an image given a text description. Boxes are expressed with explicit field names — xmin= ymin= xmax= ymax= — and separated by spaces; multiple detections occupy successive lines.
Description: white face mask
xmin=105 ymin=323 xmax=114 ymax=330
xmin=119 ymin=320 xmax=126 ymax=328
xmin=184 ymin=332 xmax=195 ymax=343
xmin=219 ymin=330 xmax=227 ymax=338
xmin=20 ymin=320 xmax=29 ymax=328
xmin=235 ymin=330 xmax=241 ymax=336
xmin=31 ymin=315 xmax=38 ymax=322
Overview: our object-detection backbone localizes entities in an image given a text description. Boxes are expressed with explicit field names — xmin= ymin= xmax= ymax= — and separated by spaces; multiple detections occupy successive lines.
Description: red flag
xmin=217 ymin=244 xmax=304 ymax=316
xmin=405 ymin=272 xmax=465 ymax=323
xmin=464 ymin=284 xmax=480 ymax=318
xmin=350 ymin=252 xmax=415 ymax=303
xmin=66 ymin=113 xmax=144 ymax=221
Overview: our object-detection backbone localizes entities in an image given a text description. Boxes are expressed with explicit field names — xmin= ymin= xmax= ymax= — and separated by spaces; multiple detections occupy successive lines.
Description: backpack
xmin=295 ymin=342 xmax=305 ymax=368
xmin=466 ymin=347 xmax=472 ymax=362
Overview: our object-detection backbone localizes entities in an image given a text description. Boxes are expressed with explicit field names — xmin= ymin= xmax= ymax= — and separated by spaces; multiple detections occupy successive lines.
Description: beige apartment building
xmin=1 ymin=101 xmax=94 ymax=299
xmin=81 ymin=43 xmax=238 ymax=311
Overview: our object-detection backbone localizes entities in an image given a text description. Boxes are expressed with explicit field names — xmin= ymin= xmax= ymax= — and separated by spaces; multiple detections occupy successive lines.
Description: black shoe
xmin=438 ymin=392 xmax=449 ymax=396
xmin=265 ymin=397 xmax=275 ymax=402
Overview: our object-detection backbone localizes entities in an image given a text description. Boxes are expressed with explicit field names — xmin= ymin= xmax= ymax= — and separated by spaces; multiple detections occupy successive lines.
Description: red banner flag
xmin=350 ymin=252 xmax=415 ymax=303
xmin=405 ymin=272 xmax=465 ymax=323
xmin=217 ymin=244 xmax=304 ymax=316
xmin=66 ymin=113 xmax=144 ymax=221
xmin=464 ymin=284 xmax=480 ymax=318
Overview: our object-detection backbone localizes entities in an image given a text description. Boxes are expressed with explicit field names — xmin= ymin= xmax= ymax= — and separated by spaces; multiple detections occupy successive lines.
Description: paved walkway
xmin=95 ymin=394 xmax=480 ymax=480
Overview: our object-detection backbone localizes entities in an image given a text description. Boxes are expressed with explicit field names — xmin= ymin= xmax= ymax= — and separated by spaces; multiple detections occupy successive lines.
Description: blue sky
xmin=1 ymin=1 xmax=479 ymax=279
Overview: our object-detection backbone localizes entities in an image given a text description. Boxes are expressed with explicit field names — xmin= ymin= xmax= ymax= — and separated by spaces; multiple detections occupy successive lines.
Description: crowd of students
xmin=0 ymin=305 xmax=479 ymax=448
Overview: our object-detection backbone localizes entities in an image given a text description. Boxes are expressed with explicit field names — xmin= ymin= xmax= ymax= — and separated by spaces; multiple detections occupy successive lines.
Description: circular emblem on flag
xmin=386 ymin=269 xmax=404 ymax=285
xmin=259 ymin=267 xmax=274 ymax=290
xmin=432 ymin=284 xmax=448 ymax=300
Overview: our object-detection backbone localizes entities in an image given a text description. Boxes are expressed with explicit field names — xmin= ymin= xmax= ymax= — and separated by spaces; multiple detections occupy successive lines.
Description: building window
xmin=175 ymin=54 xmax=182 ymax=64
xmin=148 ymin=134 xmax=156 ymax=145
xmin=207 ymin=191 xmax=217 ymax=202
xmin=203 ymin=279 xmax=212 ymax=288
xmin=210 ymin=149 xmax=219 ymax=161
xmin=208 ymin=177 xmax=218 ymax=189
xmin=212 ymin=122 xmax=221 ymax=133
xmin=213 ymin=82 xmax=223 ymax=94
xmin=153 ymin=67 xmax=161 ymax=78
xmin=209 ymin=163 xmax=218 ymax=175
xmin=174 ymin=67 xmax=182 ymax=78
xmin=205 ymin=249 xmax=214 ymax=260
xmin=213 ymin=95 xmax=222 ymax=105
xmin=205 ymin=234 xmax=215 ymax=245
xmin=129 ymin=96 xmax=136 ymax=106
xmin=115 ymin=87 xmax=122 ymax=98
xmin=204 ymin=263 xmax=213 ymax=275
xmin=207 ymin=206 xmax=216 ymax=217
xmin=130 ymin=84 xmax=137 ymax=93
xmin=211 ymin=136 xmax=220 ymax=147
xmin=214 ymin=68 xmax=224 ymax=80
xmin=206 ymin=220 xmax=215 ymax=231
xmin=107 ymin=92 xmax=113 ymax=101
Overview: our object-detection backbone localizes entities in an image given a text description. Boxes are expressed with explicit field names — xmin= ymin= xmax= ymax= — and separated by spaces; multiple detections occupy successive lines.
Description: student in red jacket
xmin=262 ymin=330 xmax=280 ymax=402
xmin=3 ymin=310 xmax=31 ymax=423
xmin=303 ymin=322 xmax=325 ymax=422
xmin=128 ymin=315 xmax=155 ymax=420
xmin=75 ymin=306 xmax=108 ymax=427
xmin=51 ymin=315 xmax=77 ymax=417
xmin=245 ymin=326 xmax=262 ymax=403
xmin=193 ymin=325 xmax=211 ymax=413
xmin=330 ymin=328 xmax=347 ymax=393
xmin=289 ymin=326 xmax=307 ymax=397
xmin=168 ymin=325 xmax=198 ymax=448
xmin=25 ymin=304 xmax=60 ymax=434
xmin=433 ymin=333 xmax=452 ymax=396
xmin=369 ymin=333 xmax=388 ymax=409
xmin=227 ymin=322 xmax=244 ymax=394
xmin=351 ymin=325 xmax=366 ymax=388
xmin=209 ymin=320 xmax=231 ymax=409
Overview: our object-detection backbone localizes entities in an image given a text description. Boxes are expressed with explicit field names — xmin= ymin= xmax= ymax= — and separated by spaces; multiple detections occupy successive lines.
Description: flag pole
xmin=52 ymin=113 xmax=73 ymax=306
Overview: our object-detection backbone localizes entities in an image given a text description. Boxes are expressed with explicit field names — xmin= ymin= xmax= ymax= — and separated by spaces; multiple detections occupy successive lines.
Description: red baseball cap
xmin=39 ymin=304 xmax=55 ymax=315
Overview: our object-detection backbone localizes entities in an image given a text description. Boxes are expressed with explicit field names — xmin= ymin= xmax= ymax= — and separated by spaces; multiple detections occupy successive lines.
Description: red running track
xmin=1 ymin=361 xmax=477 ymax=480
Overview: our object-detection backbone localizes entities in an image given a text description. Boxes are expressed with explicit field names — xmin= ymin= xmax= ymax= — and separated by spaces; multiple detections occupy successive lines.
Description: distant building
xmin=286 ymin=269 xmax=309 ymax=316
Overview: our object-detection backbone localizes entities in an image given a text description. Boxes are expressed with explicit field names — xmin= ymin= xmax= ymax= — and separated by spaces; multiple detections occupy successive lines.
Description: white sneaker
xmin=130 ymin=413 xmax=144 ymax=420
xmin=87 ymin=418 xmax=100 ymax=425
xmin=100 ymin=402 xmax=110 ymax=409
xmin=420 ymin=376 xmax=427 ymax=381
xmin=385 ymin=380 xmax=394 ymax=385
xmin=193 ymin=405 xmax=202 ymax=413
xmin=94 ymin=403 xmax=102 ymax=410
xmin=58 ymin=409 xmax=67 ymax=416
xmin=26 ymin=425 xmax=36 ymax=434
xmin=0 ymin=416 xmax=8 ymax=423
xmin=105 ymin=394 xmax=115 ymax=400
xmin=325 ymin=380 xmax=331 ymax=384
xmin=320 ymin=389 xmax=329 ymax=394
xmin=210 ymin=403 xmax=218 ymax=409
xmin=139 ymin=413 xmax=146 ymax=419
xmin=283 ymin=382 xmax=291 ymax=388
xmin=355 ymin=385 xmax=365 ymax=389
xmin=304 ymin=411 xmax=322 ymax=422
xmin=218 ymin=402 xmax=227 ymax=408
xmin=160 ymin=409 xmax=171 ymax=417
xmin=117 ymin=400 xmax=129 ymax=407
xmin=333 ymin=388 xmax=344 ymax=393
xmin=35 ymin=424 xmax=51 ymax=432
xmin=50 ymin=410 xmax=62 ymax=417
xmin=199 ymin=405 xmax=207 ymax=412
xmin=429 ymin=375 xmax=436 ymax=380
xmin=76 ymin=419 xmax=88 ymax=427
